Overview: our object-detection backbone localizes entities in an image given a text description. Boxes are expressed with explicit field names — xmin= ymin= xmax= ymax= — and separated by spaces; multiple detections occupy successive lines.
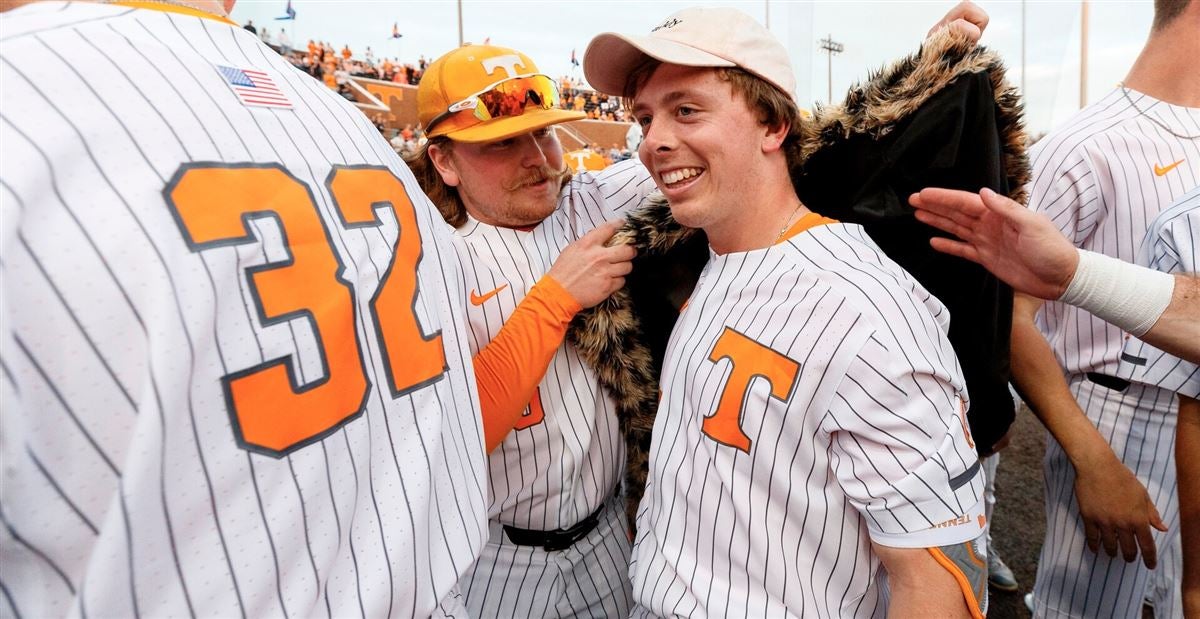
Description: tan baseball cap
xmin=419 ymin=44 xmax=584 ymax=143
xmin=584 ymin=7 xmax=796 ymax=101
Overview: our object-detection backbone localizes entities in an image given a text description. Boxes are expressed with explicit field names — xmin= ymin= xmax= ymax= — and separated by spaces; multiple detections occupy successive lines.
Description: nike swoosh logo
xmin=469 ymin=284 xmax=508 ymax=306
xmin=1154 ymin=159 xmax=1184 ymax=176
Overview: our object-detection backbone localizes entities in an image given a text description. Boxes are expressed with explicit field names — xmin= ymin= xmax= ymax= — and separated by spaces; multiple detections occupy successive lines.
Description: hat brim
xmin=584 ymin=32 xmax=735 ymax=96
xmin=433 ymin=108 xmax=586 ymax=144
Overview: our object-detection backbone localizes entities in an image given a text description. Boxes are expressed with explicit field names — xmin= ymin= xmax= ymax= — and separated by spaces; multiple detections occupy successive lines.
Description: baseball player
xmin=406 ymin=45 xmax=656 ymax=617
xmin=584 ymin=7 xmax=988 ymax=617
xmin=1002 ymin=0 xmax=1198 ymax=615
xmin=1116 ymin=188 xmax=1200 ymax=618
xmin=0 ymin=1 xmax=487 ymax=616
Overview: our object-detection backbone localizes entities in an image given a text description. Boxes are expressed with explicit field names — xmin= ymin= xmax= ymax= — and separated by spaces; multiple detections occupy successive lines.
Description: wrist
xmin=1058 ymin=249 xmax=1174 ymax=336
xmin=1066 ymin=438 xmax=1119 ymax=473
xmin=537 ymin=275 xmax=584 ymax=316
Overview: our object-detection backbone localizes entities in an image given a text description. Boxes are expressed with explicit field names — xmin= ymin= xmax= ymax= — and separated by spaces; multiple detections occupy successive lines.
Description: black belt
xmin=503 ymin=502 xmax=606 ymax=552
xmin=1086 ymin=372 xmax=1130 ymax=392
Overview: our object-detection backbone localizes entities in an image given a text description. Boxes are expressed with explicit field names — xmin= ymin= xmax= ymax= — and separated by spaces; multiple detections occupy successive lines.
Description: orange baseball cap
xmin=419 ymin=44 xmax=585 ymax=143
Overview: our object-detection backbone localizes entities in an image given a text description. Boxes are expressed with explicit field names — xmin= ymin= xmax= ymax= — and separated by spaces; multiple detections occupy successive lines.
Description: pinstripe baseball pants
xmin=1029 ymin=377 xmax=1181 ymax=619
xmin=460 ymin=495 xmax=633 ymax=618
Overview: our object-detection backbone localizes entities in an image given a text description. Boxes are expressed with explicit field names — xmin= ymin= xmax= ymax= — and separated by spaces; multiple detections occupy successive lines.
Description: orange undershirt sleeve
xmin=473 ymin=275 xmax=582 ymax=453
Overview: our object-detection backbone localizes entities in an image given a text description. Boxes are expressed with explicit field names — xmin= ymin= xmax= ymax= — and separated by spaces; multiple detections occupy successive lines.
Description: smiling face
xmin=632 ymin=64 xmax=778 ymax=242
xmin=429 ymin=128 xmax=567 ymax=228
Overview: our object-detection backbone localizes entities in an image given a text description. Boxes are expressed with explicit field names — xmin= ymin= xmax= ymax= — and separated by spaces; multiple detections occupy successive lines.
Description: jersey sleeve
xmin=1118 ymin=193 xmax=1200 ymax=397
xmin=822 ymin=330 xmax=986 ymax=548
xmin=1026 ymin=139 xmax=1102 ymax=244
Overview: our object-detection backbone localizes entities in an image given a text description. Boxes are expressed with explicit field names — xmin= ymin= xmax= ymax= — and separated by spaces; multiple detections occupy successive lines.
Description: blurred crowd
xmin=244 ymin=20 xmax=430 ymax=89
xmin=240 ymin=21 xmax=638 ymax=164
xmin=559 ymin=76 xmax=627 ymax=121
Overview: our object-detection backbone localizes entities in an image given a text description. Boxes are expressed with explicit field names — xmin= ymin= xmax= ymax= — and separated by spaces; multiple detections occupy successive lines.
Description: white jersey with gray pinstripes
xmin=630 ymin=222 xmax=985 ymax=618
xmin=1118 ymin=186 xmax=1200 ymax=398
xmin=453 ymin=158 xmax=656 ymax=530
xmin=0 ymin=3 xmax=485 ymax=618
xmin=1028 ymin=87 xmax=1200 ymax=376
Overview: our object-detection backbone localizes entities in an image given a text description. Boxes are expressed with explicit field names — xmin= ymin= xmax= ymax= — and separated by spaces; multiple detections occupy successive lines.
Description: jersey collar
xmin=109 ymin=1 xmax=238 ymax=26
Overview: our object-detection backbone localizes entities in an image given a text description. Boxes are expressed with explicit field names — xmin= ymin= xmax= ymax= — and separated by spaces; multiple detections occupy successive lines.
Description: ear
xmin=427 ymin=143 xmax=461 ymax=187
xmin=761 ymin=120 xmax=790 ymax=154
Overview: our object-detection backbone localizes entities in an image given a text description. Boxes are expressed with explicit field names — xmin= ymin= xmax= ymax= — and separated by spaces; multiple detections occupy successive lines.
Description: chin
xmin=666 ymin=197 xmax=710 ymax=230
xmin=511 ymin=199 xmax=558 ymax=226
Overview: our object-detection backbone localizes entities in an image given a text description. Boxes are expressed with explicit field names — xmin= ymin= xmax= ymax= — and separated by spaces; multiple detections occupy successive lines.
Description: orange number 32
xmin=166 ymin=163 xmax=445 ymax=456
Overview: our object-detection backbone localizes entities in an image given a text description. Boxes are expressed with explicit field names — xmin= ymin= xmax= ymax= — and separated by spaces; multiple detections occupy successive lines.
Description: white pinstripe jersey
xmin=453 ymin=158 xmax=656 ymax=530
xmin=630 ymin=221 xmax=985 ymax=618
xmin=0 ymin=3 xmax=486 ymax=617
xmin=1118 ymin=186 xmax=1200 ymax=399
xmin=1028 ymin=88 xmax=1200 ymax=376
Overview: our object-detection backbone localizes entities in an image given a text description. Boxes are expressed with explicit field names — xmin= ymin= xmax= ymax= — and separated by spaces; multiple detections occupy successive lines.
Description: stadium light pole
xmin=1079 ymin=0 xmax=1089 ymax=108
xmin=457 ymin=0 xmax=464 ymax=47
xmin=1021 ymin=0 xmax=1026 ymax=96
xmin=818 ymin=35 xmax=844 ymax=103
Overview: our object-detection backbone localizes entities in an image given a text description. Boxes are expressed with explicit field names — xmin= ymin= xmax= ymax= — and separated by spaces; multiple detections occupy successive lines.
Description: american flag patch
xmin=217 ymin=65 xmax=292 ymax=109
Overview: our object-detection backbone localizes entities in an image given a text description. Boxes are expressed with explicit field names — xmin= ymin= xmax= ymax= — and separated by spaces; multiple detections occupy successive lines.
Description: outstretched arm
xmin=910 ymin=187 xmax=1170 ymax=567
xmin=910 ymin=187 xmax=1200 ymax=363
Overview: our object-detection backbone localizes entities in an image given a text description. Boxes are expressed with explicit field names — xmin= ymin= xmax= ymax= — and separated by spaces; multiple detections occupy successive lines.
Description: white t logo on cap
xmin=481 ymin=54 xmax=526 ymax=78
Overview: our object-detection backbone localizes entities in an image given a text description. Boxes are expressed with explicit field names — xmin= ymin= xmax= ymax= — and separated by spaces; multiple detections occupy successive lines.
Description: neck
xmin=1123 ymin=14 xmax=1200 ymax=106
xmin=105 ymin=0 xmax=229 ymax=18
xmin=706 ymin=170 xmax=811 ymax=255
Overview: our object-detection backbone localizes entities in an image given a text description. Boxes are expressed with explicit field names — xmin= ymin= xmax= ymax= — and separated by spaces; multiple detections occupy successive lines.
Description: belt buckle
xmin=542 ymin=513 xmax=599 ymax=552
xmin=542 ymin=531 xmax=578 ymax=552
xmin=501 ymin=501 xmax=607 ymax=551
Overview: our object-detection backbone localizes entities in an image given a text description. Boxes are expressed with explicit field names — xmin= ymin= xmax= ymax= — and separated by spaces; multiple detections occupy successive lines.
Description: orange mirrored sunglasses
xmin=426 ymin=73 xmax=561 ymax=134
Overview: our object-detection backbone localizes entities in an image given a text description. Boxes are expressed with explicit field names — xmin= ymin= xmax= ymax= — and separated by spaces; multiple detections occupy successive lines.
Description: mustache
xmin=503 ymin=165 xmax=570 ymax=191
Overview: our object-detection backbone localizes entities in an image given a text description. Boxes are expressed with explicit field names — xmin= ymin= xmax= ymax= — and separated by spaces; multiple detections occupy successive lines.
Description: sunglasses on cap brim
xmin=426 ymin=73 xmax=561 ymax=135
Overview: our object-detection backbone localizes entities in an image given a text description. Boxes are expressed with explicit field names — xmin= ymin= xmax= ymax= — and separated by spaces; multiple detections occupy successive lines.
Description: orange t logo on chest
xmin=701 ymin=327 xmax=801 ymax=453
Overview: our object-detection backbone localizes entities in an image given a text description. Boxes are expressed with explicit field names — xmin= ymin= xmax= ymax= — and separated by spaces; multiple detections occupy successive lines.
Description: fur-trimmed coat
xmin=566 ymin=29 xmax=1030 ymax=529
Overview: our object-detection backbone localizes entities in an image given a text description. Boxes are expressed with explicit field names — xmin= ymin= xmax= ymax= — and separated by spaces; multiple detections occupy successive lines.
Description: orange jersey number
xmin=328 ymin=166 xmax=447 ymax=396
xmin=701 ymin=327 xmax=800 ymax=453
xmin=166 ymin=163 xmax=445 ymax=455
xmin=513 ymin=387 xmax=546 ymax=430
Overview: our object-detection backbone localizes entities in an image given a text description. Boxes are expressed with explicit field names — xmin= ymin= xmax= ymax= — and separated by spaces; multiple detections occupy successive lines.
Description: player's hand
xmin=548 ymin=219 xmax=636 ymax=309
xmin=926 ymin=1 xmax=989 ymax=44
xmin=1073 ymin=452 xmax=1167 ymax=569
xmin=910 ymin=187 xmax=1080 ymax=300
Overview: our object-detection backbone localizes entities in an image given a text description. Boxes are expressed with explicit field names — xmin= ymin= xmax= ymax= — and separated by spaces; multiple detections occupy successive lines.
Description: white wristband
xmin=1058 ymin=249 xmax=1175 ymax=337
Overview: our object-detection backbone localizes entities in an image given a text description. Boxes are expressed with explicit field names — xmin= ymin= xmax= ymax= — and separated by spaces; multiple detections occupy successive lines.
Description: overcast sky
xmin=230 ymin=0 xmax=1154 ymax=135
